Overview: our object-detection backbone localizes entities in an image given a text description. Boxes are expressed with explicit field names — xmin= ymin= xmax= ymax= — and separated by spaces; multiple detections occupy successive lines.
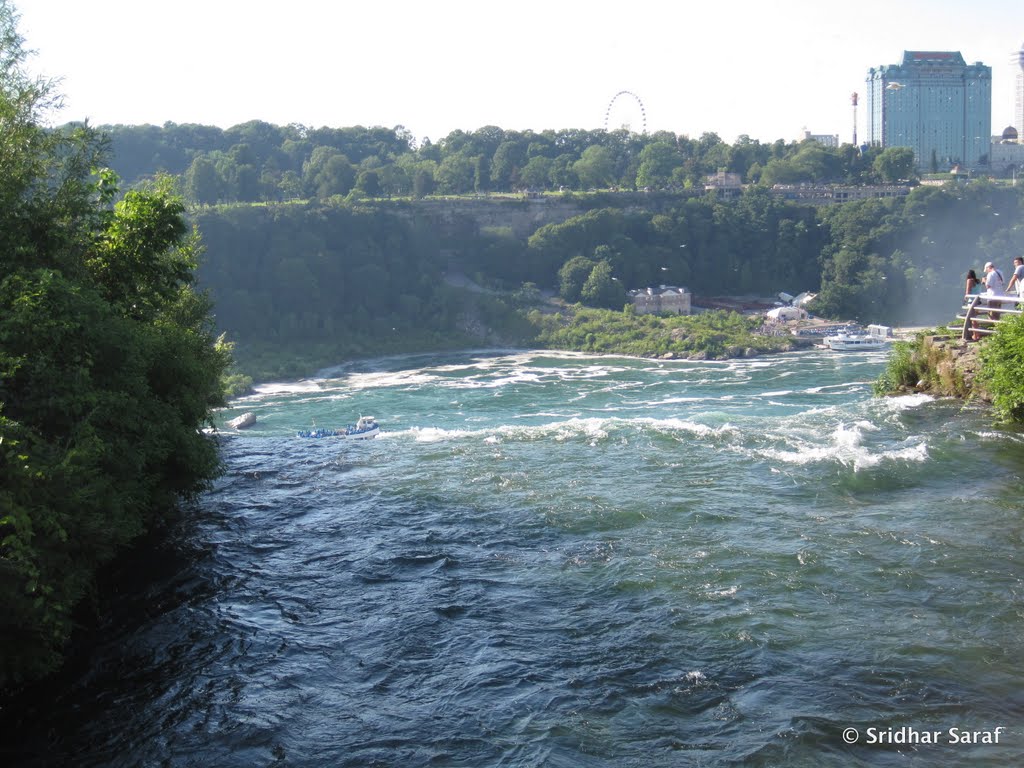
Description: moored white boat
xmin=823 ymin=333 xmax=888 ymax=351
xmin=298 ymin=416 xmax=380 ymax=439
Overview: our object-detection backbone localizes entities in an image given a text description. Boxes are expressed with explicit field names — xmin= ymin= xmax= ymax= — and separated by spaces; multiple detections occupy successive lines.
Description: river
xmin=5 ymin=349 xmax=1023 ymax=767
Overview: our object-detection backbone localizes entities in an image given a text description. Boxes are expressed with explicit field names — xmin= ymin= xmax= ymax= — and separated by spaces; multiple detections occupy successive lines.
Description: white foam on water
xmin=641 ymin=395 xmax=736 ymax=407
xmin=642 ymin=417 xmax=740 ymax=439
xmin=251 ymin=380 xmax=324 ymax=397
xmin=804 ymin=383 xmax=869 ymax=395
xmin=343 ymin=370 xmax=441 ymax=390
xmin=707 ymin=585 xmax=740 ymax=598
xmin=755 ymin=420 xmax=929 ymax=470
xmin=880 ymin=392 xmax=935 ymax=412
xmin=383 ymin=415 xmax=734 ymax=446
xmin=387 ymin=426 xmax=478 ymax=443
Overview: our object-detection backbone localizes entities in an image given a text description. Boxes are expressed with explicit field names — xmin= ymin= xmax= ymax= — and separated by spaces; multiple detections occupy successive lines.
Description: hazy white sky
xmin=15 ymin=0 xmax=1024 ymax=145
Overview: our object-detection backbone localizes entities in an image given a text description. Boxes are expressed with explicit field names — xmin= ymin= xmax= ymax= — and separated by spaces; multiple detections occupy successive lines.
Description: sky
xmin=14 ymin=0 xmax=1024 ymax=146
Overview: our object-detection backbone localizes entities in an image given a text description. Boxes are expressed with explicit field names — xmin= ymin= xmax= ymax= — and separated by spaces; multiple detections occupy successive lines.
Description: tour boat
xmin=298 ymin=416 xmax=380 ymax=439
xmin=823 ymin=333 xmax=888 ymax=351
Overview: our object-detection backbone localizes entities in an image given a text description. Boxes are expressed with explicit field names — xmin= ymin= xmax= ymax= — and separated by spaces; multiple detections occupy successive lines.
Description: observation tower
xmin=1015 ymin=43 xmax=1024 ymax=138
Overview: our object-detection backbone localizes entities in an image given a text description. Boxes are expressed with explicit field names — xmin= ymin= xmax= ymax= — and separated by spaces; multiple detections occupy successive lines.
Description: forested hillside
xmin=186 ymin=179 xmax=1024 ymax=380
xmin=96 ymin=120 xmax=922 ymax=204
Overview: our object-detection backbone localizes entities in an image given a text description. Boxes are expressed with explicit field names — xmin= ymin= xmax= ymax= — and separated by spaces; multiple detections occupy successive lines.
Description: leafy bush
xmin=529 ymin=307 xmax=793 ymax=359
xmin=873 ymin=340 xmax=924 ymax=395
xmin=979 ymin=313 xmax=1024 ymax=422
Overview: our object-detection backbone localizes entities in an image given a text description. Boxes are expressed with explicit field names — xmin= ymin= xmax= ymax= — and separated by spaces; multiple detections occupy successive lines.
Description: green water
xmin=7 ymin=349 xmax=1023 ymax=767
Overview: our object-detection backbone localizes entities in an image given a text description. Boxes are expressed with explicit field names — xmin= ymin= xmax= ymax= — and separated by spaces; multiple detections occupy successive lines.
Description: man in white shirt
xmin=1005 ymin=256 xmax=1024 ymax=298
xmin=984 ymin=261 xmax=1005 ymax=295
xmin=983 ymin=261 xmax=1007 ymax=324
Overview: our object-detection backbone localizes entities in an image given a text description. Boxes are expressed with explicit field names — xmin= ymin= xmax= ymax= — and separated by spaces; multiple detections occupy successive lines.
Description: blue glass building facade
xmin=866 ymin=51 xmax=991 ymax=170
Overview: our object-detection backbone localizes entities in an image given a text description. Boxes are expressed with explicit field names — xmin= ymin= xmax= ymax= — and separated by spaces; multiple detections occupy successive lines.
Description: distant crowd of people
xmin=964 ymin=256 xmax=1024 ymax=340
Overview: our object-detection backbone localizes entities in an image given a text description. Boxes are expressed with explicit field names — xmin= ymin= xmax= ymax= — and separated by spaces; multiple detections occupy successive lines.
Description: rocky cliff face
xmin=902 ymin=335 xmax=988 ymax=401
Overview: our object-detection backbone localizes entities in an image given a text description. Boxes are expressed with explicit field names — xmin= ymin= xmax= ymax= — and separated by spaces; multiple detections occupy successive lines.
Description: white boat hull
xmin=824 ymin=334 xmax=887 ymax=351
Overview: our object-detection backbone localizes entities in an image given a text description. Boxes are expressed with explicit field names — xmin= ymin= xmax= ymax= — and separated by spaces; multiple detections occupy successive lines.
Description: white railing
xmin=951 ymin=293 xmax=1024 ymax=340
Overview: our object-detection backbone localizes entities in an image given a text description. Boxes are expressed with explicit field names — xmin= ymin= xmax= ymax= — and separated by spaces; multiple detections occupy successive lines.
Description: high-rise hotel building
xmin=866 ymin=51 xmax=991 ymax=170
xmin=1015 ymin=43 xmax=1024 ymax=139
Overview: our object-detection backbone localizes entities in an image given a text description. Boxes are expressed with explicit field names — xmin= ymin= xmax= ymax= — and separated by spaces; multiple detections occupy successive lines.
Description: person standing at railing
xmin=984 ymin=261 xmax=1006 ymax=295
xmin=965 ymin=269 xmax=983 ymax=296
xmin=983 ymin=261 xmax=1007 ymax=326
xmin=966 ymin=269 xmax=984 ymax=340
xmin=1004 ymin=256 xmax=1024 ymax=301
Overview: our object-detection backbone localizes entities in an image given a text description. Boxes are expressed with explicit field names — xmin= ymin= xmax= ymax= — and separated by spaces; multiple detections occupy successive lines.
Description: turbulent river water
xmin=6 ymin=348 xmax=1024 ymax=767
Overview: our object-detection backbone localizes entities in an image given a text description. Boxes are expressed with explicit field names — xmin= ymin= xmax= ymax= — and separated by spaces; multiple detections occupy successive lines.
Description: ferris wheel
xmin=603 ymin=90 xmax=647 ymax=134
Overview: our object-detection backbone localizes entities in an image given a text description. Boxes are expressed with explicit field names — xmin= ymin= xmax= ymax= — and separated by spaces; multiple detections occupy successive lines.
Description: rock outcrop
xmin=898 ymin=334 xmax=988 ymax=401
xmin=227 ymin=412 xmax=257 ymax=429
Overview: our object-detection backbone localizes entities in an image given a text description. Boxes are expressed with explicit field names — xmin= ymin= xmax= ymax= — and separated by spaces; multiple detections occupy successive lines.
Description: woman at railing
xmin=965 ymin=269 xmax=983 ymax=296
xmin=965 ymin=269 xmax=983 ymax=340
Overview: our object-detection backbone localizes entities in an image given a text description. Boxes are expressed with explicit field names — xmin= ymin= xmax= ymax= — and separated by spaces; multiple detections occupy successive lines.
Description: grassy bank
xmin=528 ymin=305 xmax=808 ymax=359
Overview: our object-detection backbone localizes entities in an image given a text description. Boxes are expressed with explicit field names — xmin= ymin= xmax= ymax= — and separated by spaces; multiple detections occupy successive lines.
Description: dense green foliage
xmin=980 ymin=313 xmax=1024 ymax=421
xmin=528 ymin=307 xmax=798 ymax=359
xmin=0 ymin=3 xmax=229 ymax=688
xmin=872 ymin=340 xmax=928 ymax=395
xmin=522 ymin=191 xmax=826 ymax=295
xmin=88 ymin=120 xmax=968 ymax=206
xmin=193 ymin=202 xmax=447 ymax=346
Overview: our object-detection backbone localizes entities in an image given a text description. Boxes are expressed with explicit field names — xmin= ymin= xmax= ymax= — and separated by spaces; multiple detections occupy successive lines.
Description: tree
xmin=490 ymin=140 xmax=525 ymax=190
xmin=412 ymin=163 xmax=435 ymax=198
xmin=0 ymin=2 xmax=229 ymax=687
xmin=520 ymin=156 xmax=553 ymax=190
xmin=473 ymin=155 xmax=490 ymax=193
xmin=635 ymin=141 xmax=680 ymax=189
xmin=183 ymin=155 xmax=221 ymax=204
xmin=435 ymin=152 xmax=475 ymax=194
xmin=316 ymin=154 xmax=356 ymax=198
xmin=874 ymin=147 xmax=916 ymax=183
xmin=580 ymin=260 xmax=626 ymax=309
xmin=370 ymin=164 xmax=406 ymax=197
xmin=277 ymin=169 xmax=303 ymax=200
xmin=354 ymin=168 xmax=382 ymax=199
xmin=302 ymin=147 xmax=355 ymax=198
xmin=558 ymin=255 xmax=596 ymax=302
xmin=573 ymin=145 xmax=615 ymax=189
xmin=88 ymin=175 xmax=197 ymax=319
